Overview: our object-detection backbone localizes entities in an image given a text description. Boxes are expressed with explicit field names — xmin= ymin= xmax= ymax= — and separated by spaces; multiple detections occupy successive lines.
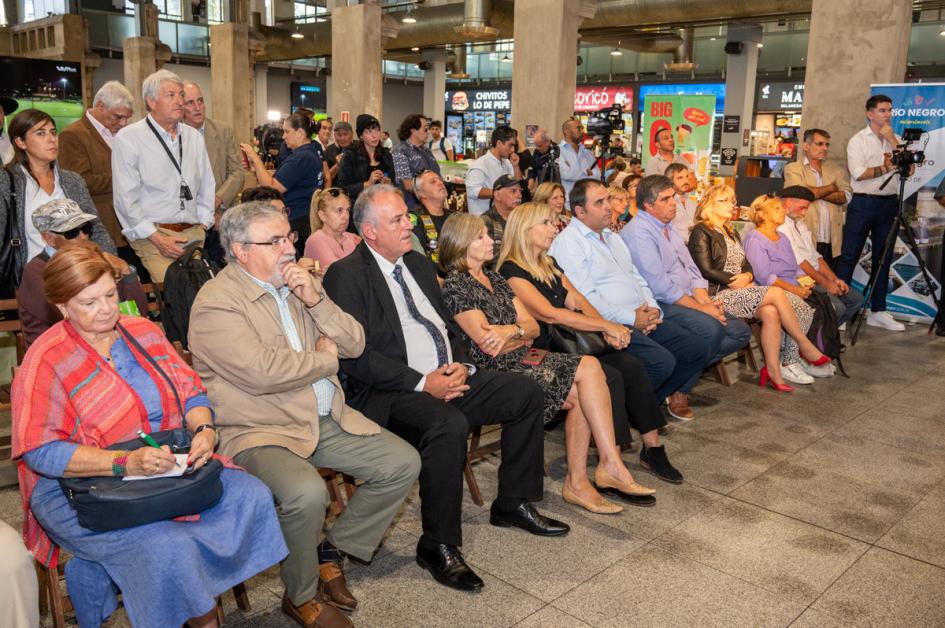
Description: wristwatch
xmin=193 ymin=423 xmax=218 ymax=445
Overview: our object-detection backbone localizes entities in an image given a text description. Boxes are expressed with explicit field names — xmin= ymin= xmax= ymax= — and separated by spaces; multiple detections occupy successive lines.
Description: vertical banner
xmin=642 ymin=94 xmax=716 ymax=182
xmin=848 ymin=83 xmax=945 ymax=321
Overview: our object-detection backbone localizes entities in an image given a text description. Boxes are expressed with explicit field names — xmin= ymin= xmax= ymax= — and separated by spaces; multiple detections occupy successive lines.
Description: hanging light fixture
xmin=402 ymin=4 xmax=417 ymax=24
xmin=939 ymin=27 xmax=945 ymax=36
xmin=500 ymin=53 xmax=512 ymax=63
xmin=291 ymin=25 xmax=304 ymax=39
xmin=610 ymin=47 xmax=622 ymax=56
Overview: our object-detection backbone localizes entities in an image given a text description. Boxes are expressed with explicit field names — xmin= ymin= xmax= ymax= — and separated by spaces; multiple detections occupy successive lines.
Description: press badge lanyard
xmin=145 ymin=117 xmax=192 ymax=212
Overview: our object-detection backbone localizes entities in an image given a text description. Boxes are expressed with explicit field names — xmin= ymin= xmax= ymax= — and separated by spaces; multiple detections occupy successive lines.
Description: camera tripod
xmin=850 ymin=167 xmax=945 ymax=344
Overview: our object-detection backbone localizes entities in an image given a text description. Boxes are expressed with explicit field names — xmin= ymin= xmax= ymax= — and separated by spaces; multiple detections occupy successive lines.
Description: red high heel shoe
xmin=759 ymin=366 xmax=795 ymax=392
xmin=802 ymin=353 xmax=831 ymax=367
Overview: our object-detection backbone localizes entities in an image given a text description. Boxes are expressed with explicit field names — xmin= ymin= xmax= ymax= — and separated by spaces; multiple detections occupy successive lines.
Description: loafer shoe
xmin=640 ymin=445 xmax=684 ymax=484
xmin=281 ymin=593 xmax=353 ymax=628
xmin=489 ymin=501 xmax=570 ymax=536
xmin=319 ymin=561 xmax=358 ymax=612
xmin=415 ymin=541 xmax=484 ymax=592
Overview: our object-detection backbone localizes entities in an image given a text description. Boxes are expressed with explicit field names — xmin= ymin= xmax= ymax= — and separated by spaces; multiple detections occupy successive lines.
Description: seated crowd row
xmin=2 ymin=70 xmax=870 ymax=628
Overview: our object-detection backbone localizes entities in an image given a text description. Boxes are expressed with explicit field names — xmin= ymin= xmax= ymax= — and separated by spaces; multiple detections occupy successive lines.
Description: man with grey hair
xmin=189 ymin=200 xmax=420 ymax=628
xmin=324 ymin=184 xmax=566 ymax=593
xmin=528 ymin=127 xmax=559 ymax=189
xmin=59 ymin=80 xmax=136 ymax=258
xmin=112 ymin=69 xmax=215 ymax=282
xmin=409 ymin=170 xmax=450 ymax=261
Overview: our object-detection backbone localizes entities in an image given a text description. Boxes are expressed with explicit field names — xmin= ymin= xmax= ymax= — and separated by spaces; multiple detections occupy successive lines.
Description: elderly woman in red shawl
xmin=12 ymin=243 xmax=287 ymax=628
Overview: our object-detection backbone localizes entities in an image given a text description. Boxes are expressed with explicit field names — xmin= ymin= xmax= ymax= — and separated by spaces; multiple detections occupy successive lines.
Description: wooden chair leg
xmin=214 ymin=596 xmax=225 ymax=625
xmin=325 ymin=475 xmax=345 ymax=516
xmin=714 ymin=361 xmax=734 ymax=386
xmin=34 ymin=562 xmax=49 ymax=618
xmin=341 ymin=473 xmax=357 ymax=499
xmin=743 ymin=345 xmax=759 ymax=371
xmin=44 ymin=563 xmax=67 ymax=628
xmin=463 ymin=460 xmax=484 ymax=507
xmin=232 ymin=582 xmax=251 ymax=612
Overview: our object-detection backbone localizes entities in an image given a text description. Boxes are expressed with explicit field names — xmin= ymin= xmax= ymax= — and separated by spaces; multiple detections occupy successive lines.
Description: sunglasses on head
xmin=325 ymin=187 xmax=344 ymax=198
xmin=54 ymin=222 xmax=94 ymax=239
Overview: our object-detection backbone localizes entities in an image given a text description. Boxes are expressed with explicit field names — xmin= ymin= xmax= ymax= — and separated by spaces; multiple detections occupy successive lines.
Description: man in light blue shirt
xmin=550 ymin=178 xmax=713 ymax=421
xmin=558 ymin=118 xmax=600 ymax=203
xmin=623 ymin=175 xmax=751 ymax=378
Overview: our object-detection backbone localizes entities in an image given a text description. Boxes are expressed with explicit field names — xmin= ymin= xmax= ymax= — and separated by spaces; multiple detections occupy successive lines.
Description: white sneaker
xmin=838 ymin=322 xmax=847 ymax=331
xmin=781 ymin=362 xmax=814 ymax=385
xmin=867 ymin=311 xmax=905 ymax=332
xmin=800 ymin=361 xmax=834 ymax=378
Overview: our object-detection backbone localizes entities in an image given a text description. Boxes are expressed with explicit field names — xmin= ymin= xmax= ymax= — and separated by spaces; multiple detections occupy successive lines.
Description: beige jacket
xmin=203 ymin=118 xmax=245 ymax=208
xmin=188 ymin=263 xmax=380 ymax=459
xmin=783 ymin=158 xmax=851 ymax=258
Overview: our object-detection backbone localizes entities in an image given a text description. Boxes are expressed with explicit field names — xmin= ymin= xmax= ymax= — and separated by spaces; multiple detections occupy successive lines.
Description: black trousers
xmin=599 ymin=352 xmax=666 ymax=438
xmin=816 ymin=242 xmax=835 ymax=269
xmin=290 ymin=215 xmax=312 ymax=260
xmin=385 ymin=369 xmax=545 ymax=547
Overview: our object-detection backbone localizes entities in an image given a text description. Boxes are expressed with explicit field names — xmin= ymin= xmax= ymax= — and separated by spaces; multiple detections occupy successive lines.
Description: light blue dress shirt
xmin=621 ymin=210 xmax=709 ymax=305
xmin=557 ymin=141 xmax=600 ymax=202
xmin=242 ymin=271 xmax=335 ymax=416
xmin=549 ymin=217 xmax=660 ymax=326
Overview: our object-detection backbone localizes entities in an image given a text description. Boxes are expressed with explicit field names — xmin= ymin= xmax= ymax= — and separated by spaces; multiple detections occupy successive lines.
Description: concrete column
xmin=330 ymin=1 xmax=384 ymax=122
xmin=718 ymin=23 xmax=762 ymax=177
xmin=801 ymin=0 xmax=912 ymax=170
xmin=123 ymin=37 xmax=158 ymax=120
xmin=253 ymin=62 xmax=269 ymax=128
xmin=511 ymin=0 xmax=597 ymax=139
xmin=210 ymin=22 xmax=253 ymax=144
xmin=422 ymin=49 xmax=448 ymax=122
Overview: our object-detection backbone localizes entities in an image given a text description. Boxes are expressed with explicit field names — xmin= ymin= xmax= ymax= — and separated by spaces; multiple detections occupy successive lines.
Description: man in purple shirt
xmin=622 ymin=175 xmax=751 ymax=372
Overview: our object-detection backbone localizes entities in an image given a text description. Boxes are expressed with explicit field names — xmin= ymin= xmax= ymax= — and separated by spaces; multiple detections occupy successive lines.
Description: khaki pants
xmin=129 ymin=225 xmax=206 ymax=283
xmin=0 ymin=521 xmax=39 ymax=628
xmin=233 ymin=418 xmax=420 ymax=605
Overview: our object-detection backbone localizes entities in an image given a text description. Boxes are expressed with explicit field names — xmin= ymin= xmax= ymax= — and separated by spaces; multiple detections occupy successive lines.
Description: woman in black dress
xmin=336 ymin=114 xmax=396 ymax=204
xmin=496 ymin=202 xmax=683 ymax=485
xmin=439 ymin=213 xmax=656 ymax=514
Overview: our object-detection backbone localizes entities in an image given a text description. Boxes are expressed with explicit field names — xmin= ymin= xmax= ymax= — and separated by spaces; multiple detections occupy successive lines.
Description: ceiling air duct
xmin=664 ymin=27 xmax=696 ymax=72
xmin=449 ymin=45 xmax=469 ymax=79
xmin=453 ymin=0 xmax=498 ymax=39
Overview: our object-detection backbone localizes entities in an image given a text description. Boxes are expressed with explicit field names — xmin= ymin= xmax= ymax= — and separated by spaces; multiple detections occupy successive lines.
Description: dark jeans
xmin=813 ymin=285 xmax=863 ymax=324
xmin=836 ymin=194 xmax=898 ymax=311
xmin=660 ymin=302 xmax=752 ymax=368
xmin=623 ymin=316 xmax=713 ymax=398
xmin=384 ymin=369 xmax=545 ymax=547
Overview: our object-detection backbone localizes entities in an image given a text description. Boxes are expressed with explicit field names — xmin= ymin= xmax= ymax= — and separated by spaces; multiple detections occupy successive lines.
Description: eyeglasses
xmin=53 ymin=222 xmax=94 ymax=239
xmin=241 ymin=231 xmax=299 ymax=249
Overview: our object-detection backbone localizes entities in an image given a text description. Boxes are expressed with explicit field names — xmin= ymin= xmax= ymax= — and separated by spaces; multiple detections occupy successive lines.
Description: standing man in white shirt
xmin=837 ymin=94 xmax=910 ymax=332
xmin=644 ymin=128 xmax=688 ymax=177
xmin=112 ymin=69 xmax=215 ymax=283
xmin=558 ymin=118 xmax=599 ymax=203
xmin=0 ymin=97 xmax=17 ymax=166
xmin=463 ymin=126 xmax=522 ymax=216
xmin=665 ymin=163 xmax=696 ymax=242
xmin=427 ymin=120 xmax=454 ymax=162
xmin=783 ymin=128 xmax=852 ymax=266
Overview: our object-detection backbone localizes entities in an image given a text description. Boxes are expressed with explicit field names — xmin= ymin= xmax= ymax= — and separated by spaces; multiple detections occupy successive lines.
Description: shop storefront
xmin=752 ymin=80 xmax=805 ymax=161
xmin=444 ymin=88 xmax=512 ymax=158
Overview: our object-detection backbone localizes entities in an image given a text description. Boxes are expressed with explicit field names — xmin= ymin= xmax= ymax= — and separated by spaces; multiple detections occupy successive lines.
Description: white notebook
xmin=122 ymin=454 xmax=190 ymax=481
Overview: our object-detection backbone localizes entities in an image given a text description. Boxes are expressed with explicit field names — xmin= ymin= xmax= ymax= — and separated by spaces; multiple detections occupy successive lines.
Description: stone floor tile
xmin=515 ymin=605 xmax=593 ymax=627
xmin=877 ymin=481 xmax=945 ymax=568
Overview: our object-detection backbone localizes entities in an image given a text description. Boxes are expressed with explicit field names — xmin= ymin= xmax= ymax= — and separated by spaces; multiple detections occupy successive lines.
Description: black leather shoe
xmin=489 ymin=501 xmax=570 ymax=536
xmin=415 ymin=542 xmax=484 ymax=592
xmin=640 ymin=445 xmax=684 ymax=484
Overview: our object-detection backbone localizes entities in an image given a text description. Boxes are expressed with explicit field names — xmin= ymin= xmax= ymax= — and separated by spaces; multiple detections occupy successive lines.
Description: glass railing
xmin=84 ymin=9 xmax=208 ymax=57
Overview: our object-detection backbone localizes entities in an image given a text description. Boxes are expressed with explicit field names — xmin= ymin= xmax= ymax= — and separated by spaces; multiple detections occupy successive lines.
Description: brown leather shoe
xmin=666 ymin=392 xmax=694 ymax=421
xmin=281 ymin=593 xmax=354 ymax=628
xmin=320 ymin=561 xmax=358 ymax=611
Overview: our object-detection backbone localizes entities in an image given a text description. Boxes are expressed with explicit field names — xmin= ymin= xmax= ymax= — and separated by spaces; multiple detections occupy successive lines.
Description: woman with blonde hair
xmin=532 ymin=182 xmax=569 ymax=228
xmin=439 ymin=212 xmax=659 ymax=514
xmin=497 ymin=202 xmax=683 ymax=483
xmin=607 ymin=184 xmax=631 ymax=232
xmin=690 ymin=187 xmax=829 ymax=389
xmin=303 ymin=187 xmax=361 ymax=271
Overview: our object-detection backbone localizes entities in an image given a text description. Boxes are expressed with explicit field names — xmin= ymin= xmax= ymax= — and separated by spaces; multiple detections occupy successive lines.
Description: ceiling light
xmin=402 ymin=9 xmax=416 ymax=24
xmin=500 ymin=54 xmax=511 ymax=63
xmin=939 ymin=28 xmax=945 ymax=36
xmin=757 ymin=43 xmax=764 ymax=48
xmin=291 ymin=27 xmax=304 ymax=39
xmin=411 ymin=46 xmax=420 ymax=51
xmin=710 ymin=37 xmax=716 ymax=41
xmin=610 ymin=47 xmax=622 ymax=56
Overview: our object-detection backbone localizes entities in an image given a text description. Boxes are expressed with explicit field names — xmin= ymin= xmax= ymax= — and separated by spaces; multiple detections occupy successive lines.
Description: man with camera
xmin=558 ymin=118 xmax=599 ymax=203
xmin=836 ymin=94 xmax=911 ymax=332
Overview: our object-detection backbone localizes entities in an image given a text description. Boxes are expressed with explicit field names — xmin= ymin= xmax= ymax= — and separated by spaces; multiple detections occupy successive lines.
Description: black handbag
xmin=58 ymin=324 xmax=224 ymax=532
xmin=547 ymin=323 xmax=611 ymax=357
xmin=0 ymin=169 xmax=24 ymax=296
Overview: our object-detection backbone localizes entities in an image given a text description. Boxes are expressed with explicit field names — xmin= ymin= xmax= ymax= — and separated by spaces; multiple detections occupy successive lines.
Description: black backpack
xmin=805 ymin=289 xmax=847 ymax=377
xmin=161 ymin=242 xmax=219 ymax=349
xmin=0 ymin=168 xmax=23 ymax=298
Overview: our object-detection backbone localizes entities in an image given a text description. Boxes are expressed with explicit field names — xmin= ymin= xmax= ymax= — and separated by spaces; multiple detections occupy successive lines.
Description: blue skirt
xmin=31 ymin=469 xmax=288 ymax=628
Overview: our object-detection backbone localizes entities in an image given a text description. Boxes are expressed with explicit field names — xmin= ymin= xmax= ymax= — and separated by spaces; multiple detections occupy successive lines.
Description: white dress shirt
xmin=85 ymin=110 xmax=116 ymax=148
xmin=366 ymin=245 xmax=453 ymax=391
xmin=847 ymin=125 xmax=899 ymax=196
xmin=778 ymin=216 xmax=821 ymax=268
xmin=670 ymin=193 xmax=697 ymax=242
xmin=558 ymin=141 xmax=599 ymax=202
xmin=111 ymin=114 xmax=216 ymax=241
xmin=22 ymin=165 xmax=65 ymax=261
xmin=464 ymin=150 xmax=513 ymax=216
xmin=644 ymin=152 xmax=689 ymax=177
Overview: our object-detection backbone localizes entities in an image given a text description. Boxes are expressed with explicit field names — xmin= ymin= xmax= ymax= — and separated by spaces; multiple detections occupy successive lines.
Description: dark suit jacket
xmin=687 ymin=222 xmax=753 ymax=296
xmin=323 ymin=242 xmax=469 ymax=425
xmin=58 ymin=113 xmax=125 ymax=246
xmin=203 ymin=118 xmax=244 ymax=208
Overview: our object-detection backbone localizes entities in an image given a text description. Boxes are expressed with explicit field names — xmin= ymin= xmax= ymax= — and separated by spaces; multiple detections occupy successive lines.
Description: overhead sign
xmin=642 ymin=94 xmax=717 ymax=181
xmin=638 ymin=83 xmax=726 ymax=112
xmin=723 ymin=115 xmax=741 ymax=133
xmin=573 ymin=85 xmax=633 ymax=113
xmin=756 ymin=81 xmax=805 ymax=112
xmin=445 ymin=89 xmax=511 ymax=112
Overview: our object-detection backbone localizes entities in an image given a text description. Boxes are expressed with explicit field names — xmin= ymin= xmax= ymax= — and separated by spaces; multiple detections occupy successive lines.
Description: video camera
xmin=253 ymin=123 xmax=285 ymax=158
xmin=585 ymin=105 xmax=626 ymax=139
xmin=891 ymin=127 xmax=926 ymax=171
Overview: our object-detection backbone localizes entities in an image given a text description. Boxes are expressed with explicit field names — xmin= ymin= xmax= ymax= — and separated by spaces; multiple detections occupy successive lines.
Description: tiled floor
xmin=4 ymin=322 xmax=945 ymax=627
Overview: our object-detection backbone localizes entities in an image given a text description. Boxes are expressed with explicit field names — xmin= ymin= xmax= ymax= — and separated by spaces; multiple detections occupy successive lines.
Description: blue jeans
xmin=836 ymin=194 xmax=898 ymax=311
xmin=660 ymin=302 xmax=752 ymax=369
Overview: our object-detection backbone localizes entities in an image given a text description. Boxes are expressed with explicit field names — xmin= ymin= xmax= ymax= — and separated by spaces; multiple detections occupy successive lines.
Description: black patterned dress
xmin=443 ymin=269 xmax=581 ymax=424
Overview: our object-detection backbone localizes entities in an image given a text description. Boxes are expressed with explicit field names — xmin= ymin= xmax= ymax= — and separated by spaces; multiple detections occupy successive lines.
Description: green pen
xmin=137 ymin=430 xmax=181 ymax=468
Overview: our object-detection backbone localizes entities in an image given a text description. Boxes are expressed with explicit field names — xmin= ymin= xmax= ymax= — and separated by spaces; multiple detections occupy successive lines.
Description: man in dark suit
xmin=324 ymin=184 xmax=568 ymax=593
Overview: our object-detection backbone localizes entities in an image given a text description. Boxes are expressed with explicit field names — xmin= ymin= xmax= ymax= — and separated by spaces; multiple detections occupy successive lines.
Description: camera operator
xmin=528 ymin=128 xmax=559 ymax=191
xmin=559 ymin=118 xmax=599 ymax=203
xmin=837 ymin=94 xmax=914 ymax=332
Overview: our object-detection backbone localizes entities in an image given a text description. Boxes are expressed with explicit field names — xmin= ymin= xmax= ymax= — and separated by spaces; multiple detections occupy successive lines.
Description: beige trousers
xmin=129 ymin=225 xmax=206 ymax=283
